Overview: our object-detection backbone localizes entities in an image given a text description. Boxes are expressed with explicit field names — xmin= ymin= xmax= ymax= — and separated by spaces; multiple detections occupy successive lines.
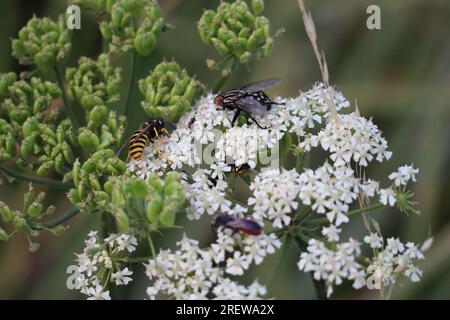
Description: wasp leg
xmin=153 ymin=127 xmax=168 ymax=145
xmin=231 ymin=109 xmax=241 ymax=127
xmin=152 ymin=142 xmax=173 ymax=163
xmin=161 ymin=128 xmax=171 ymax=136
xmin=247 ymin=114 xmax=267 ymax=129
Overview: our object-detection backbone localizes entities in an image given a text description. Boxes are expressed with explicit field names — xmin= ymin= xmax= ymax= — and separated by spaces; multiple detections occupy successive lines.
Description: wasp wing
xmin=225 ymin=218 xmax=262 ymax=236
xmin=235 ymin=96 xmax=270 ymax=116
xmin=241 ymin=78 xmax=281 ymax=93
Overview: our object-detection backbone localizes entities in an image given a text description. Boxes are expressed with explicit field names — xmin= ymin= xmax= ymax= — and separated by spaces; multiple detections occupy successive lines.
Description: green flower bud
xmin=5 ymin=133 xmax=16 ymax=156
xmin=148 ymin=175 xmax=163 ymax=194
xmin=263 ymin=37 xmax=273 ymax=57
xmin=140 ymin=61 xmax=204 ymax=122
xmin=198 ymin=0 xmax=278 ymax=66
xmin=115 ymin=209 xmax=129 ymax=232
xmin=22 ymin=117 xmax=40 ymax=138
xmin=12 ymin=16 xmax=71 ymax=72
xmin=239 ymin=51 xmax=252 ymax=63
xmin=29 ymin=242 xmax=40 ymax=253
xmin=88 ymin=105 xmax=109 ymax=126
xmin=0 ymin=202 xmax=13 ymax=222
xmin=13 ymin=214 xmax=27 ymax=230
xmin=78 ymin=128 xmax=100 ymax=153
xmin=126 ymin=179 xmax=148 ymax=199
xmin=134 ymin=32 xmax=157 ymax=56
xmin=100 ymin=0 xmax=164 ymax=55
xmin=0 ymin=227 xmax=8 ymax=241
xmin=61 ymin=142 xmax=75 ymax=164
xmin=251 ymin=0 xmax=265 ymax=15
xmin=146 ymin=198 xmax=163 ymax=225
xmin=88 ymin=174 xmax=101 ymax=191
xmin=67 ymin=54 xmax=121 ymax=110
xmin=0 ymin=72 xmax=17 ymax=96
xmin=103 ymin=180 xmax=113 ymax=194
xmin=48 ymin=225 xmax=66 ymax=236
xmin=36 ymin=161 xmax=54 ymax=176
xmin=159 ymin=207 xmax=176 ymax=228
xmin=54 ymin=154 xmax=66 ymax=174
xmin=27 ymin=202 xmax=43 ymax=218
xmin=111 ymin=187 xmax=125 ymax=206
xmin=68 ymin=189 xmax=82 ymax=205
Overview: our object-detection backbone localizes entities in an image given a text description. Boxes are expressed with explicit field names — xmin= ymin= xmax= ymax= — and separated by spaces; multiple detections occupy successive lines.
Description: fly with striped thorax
xmin=117 ymin=119 xmax=171 ymax=162
xmin=214 ymin=78 xmax=283 ymax=129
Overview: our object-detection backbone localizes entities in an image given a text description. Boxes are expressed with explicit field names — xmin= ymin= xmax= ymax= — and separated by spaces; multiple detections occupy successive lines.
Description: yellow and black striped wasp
xmin=118 ymin=119 xmax=171 ymax=162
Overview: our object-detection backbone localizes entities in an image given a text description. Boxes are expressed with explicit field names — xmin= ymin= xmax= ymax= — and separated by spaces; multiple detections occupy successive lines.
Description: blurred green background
xmin=0 ymin=0 xmax=449 ymax=299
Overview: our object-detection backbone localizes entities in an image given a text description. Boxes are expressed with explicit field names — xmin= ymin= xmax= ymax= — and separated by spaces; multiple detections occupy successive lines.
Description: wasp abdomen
xmin=128 ymin=130 xmax=151 ymax=161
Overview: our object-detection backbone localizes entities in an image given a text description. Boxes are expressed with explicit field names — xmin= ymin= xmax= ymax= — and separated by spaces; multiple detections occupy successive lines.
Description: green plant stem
xmin=101 ymin=212 xmax=116 ymax=239
xmin=305 ymin=203 xmax=385 ymax=226
xmin=122 ymin=50 xmax=137 ymax=119
xmin=0 ymin=165 xmax=70 ymax=190
xmin=148 ymin=235 xmax=157 ymax=259
xmin=212 ymin=58 xmax=237 ymax=93
xmin=294 ymin=236 xmax=327 ymax=300
xmin=54 ymin=66 xmax=79 ymax=132
xmin=126 ymin=256 xmax=152 ymax=264
xmin=267 ymin=234 xmax=292 ymax=296
xmin=31 ymin=206 xmax=80 ymax=230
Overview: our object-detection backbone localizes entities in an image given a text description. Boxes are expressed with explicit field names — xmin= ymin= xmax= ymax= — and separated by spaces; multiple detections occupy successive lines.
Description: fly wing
xmin=235 ymin=96 xmax=269 ymax=116
xmin=241 ymin=78 xmax=281 ymax=93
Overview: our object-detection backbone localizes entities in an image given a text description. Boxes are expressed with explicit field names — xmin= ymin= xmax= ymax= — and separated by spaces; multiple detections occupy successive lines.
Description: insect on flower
xmin=208 ymin=163 xmax=251 ymax=187
xmin=214 ymin=78 xmax=283 ymax=129
xmin=213 ymin=212 xmax=263 ymax=236
xmin=117 ymin=119 xmax=171 ymax=162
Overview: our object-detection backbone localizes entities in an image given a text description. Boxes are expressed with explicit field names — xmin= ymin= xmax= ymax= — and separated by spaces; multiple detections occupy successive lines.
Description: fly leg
xmin=247 ymin=114 xmax=267 ymax=129
xmin=231 ymin=109 xmax=241 ymax=126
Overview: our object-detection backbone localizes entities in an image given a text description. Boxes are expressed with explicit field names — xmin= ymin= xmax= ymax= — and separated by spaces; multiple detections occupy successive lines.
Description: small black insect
xmin=188 ymin=116 xmax=196 ymax=128
xmin=213 ymin=212 xmax=262 ymax=236
xmin=214 ymin=78 xmax=282 ymax=129
xmin=207 ymin=163 xmax=251 ymax=187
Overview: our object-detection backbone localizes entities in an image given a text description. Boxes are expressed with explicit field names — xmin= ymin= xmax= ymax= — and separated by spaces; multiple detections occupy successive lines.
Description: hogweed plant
xmin=0 ymin=0 xmax=430 ymax=300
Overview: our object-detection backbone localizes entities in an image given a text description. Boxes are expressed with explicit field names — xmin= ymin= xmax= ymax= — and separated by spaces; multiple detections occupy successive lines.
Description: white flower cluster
xmin=388 ymin=164 xmax=419 ymax=187
xmin=122 ymin=81 xmax=425 ymax=299
xmin=248 ymin=168 xmax=301 ymax=228
xmin=297 ymin=234 xmax=426 ymax=297
xmin=144 ymin=234 xmax=268 ymax=299
xmin=182 ymin=168 xmax=238 ymax=220
xmin=127 ymin=83 xmax=350 ymax=177
xmin=297 ymin=163 xmax=361 ymax=226
xmin=212 ymin=228 xmax=281 ymax=275
xmin=70 ymin=231 xmax=137 ymax=300
xmin=364 ymin=234 xmax=425 ymax=289
xmin=301 ymin=112 xmax=392 ymax=167
xmin=297 ymin=238 xmax=366 ymax=298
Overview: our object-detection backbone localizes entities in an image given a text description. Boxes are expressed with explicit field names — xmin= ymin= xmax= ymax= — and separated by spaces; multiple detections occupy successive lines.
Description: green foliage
xmin=105 ymin=172 xmax=186 ymax=238
xmin=11 ymin=16 xmax=71 ymax=73
xmin=66 ymin=54 xmax=121 ymax=110
xmin=198 ymin=0 xmax=282 ymax=72
xmin=139 ymin=61 xmax=205 ymax=122
xmin=68 ymin=150 xmax=126 ymax=213
xmin=77 ymin=0 xmax=165 ymax=55
xmin=0 ymin=184 xmax=62 ymax=252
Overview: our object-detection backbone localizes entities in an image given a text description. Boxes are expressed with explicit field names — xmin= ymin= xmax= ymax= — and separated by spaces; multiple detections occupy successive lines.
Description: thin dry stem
xmin=297 ymin=0 xmax=338 ymax=123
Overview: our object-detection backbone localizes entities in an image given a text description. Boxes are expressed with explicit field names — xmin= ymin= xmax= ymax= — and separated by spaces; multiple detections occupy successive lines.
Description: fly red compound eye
xmin=214 ymin=95 xmax=223 ymax=106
